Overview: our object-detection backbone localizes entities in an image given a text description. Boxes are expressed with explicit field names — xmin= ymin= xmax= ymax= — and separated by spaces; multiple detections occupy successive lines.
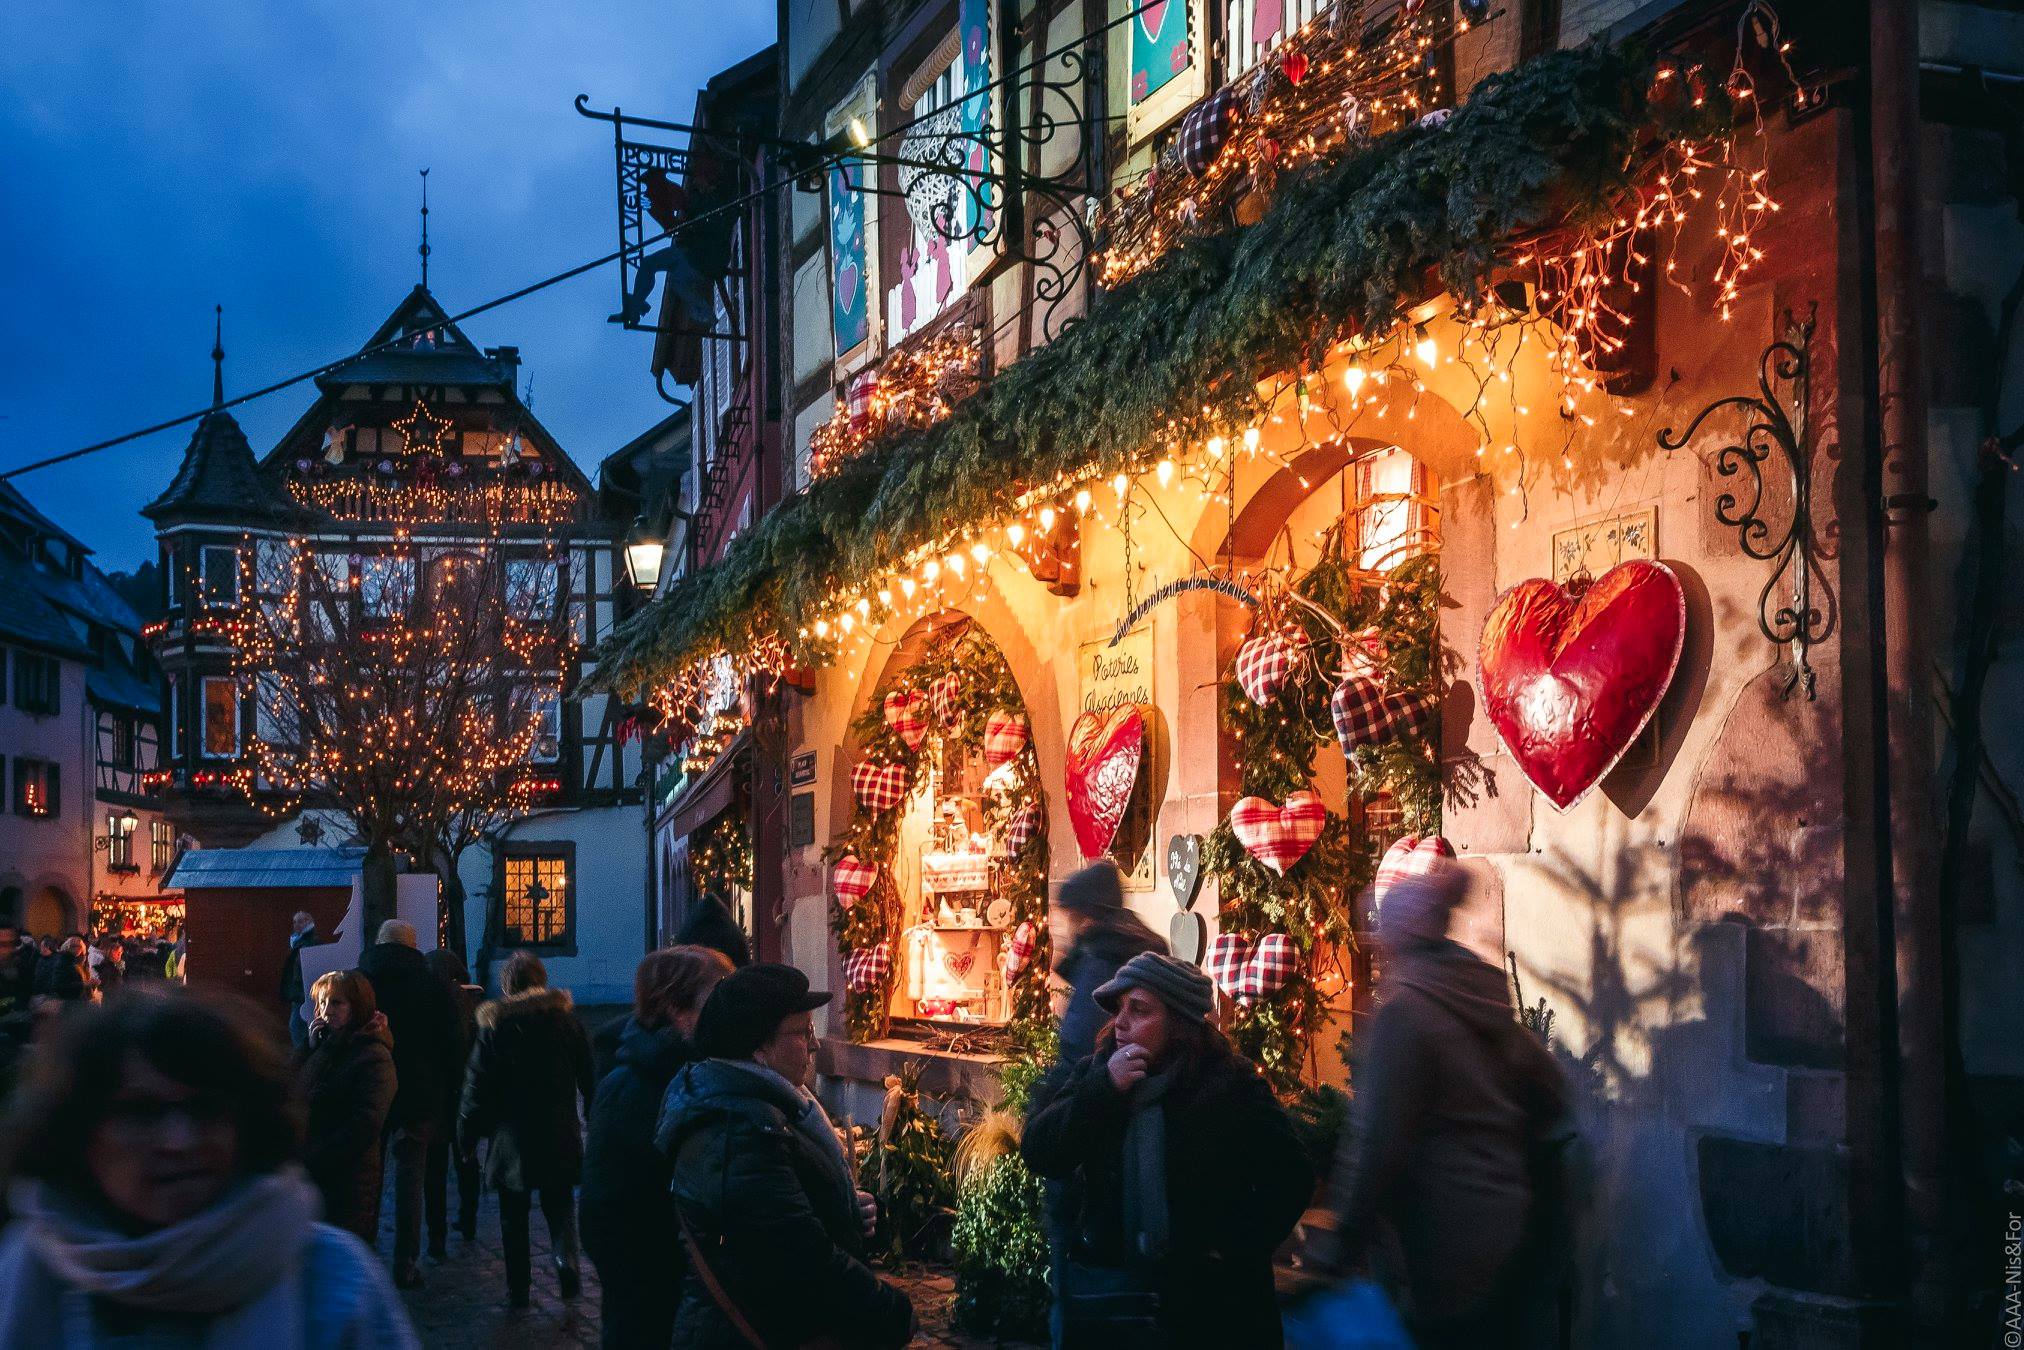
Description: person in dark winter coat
xmin=423 ymin=946 xmax=481 ymax=1252
xmin=1041 ymin=860 xmax=1167 ymax=1347
xmin=280 ymin=911 xmax=320 ymax=1048
xmin=299 ymin=969 xmax=399 ymax=1244
xmin=38 ymin=939 xmax=90 ymax=1004
xmin=1301 ymin=863 xmax=1575 ymax=1350
xmin=656 ymin=963 xmax=914 ymax=1350
xmin=357 ymin=921 xmax=463 ymax=1287
xmin=1024 ymin=952 xmax=1313 ymax=1350
xmin=1049 ymin=861 xmax=1167 ymax=1064
xmin=581 ymin=946 xmax=733 ymax=1350
xmin=458 ymin=952 xmax=595 ymax=1308
xmin=675 ymin=894 xmax=751 ymax=970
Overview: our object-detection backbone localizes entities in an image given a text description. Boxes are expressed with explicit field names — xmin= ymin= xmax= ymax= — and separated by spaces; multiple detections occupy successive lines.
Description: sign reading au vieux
xmin=1078 ymin=626 xmax=1157 ymax=891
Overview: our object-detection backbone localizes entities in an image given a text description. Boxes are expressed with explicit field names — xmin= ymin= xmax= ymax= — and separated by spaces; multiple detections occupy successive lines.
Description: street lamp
xmin=624 ymin=515 xmax=665 ymax=590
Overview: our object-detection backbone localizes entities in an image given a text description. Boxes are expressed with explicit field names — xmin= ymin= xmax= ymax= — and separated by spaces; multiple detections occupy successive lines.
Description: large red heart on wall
xmin=1478 ymin=559 xmax=1685 ymax=811
xmin=1064 ymin=704 xmax=1147 ymax=860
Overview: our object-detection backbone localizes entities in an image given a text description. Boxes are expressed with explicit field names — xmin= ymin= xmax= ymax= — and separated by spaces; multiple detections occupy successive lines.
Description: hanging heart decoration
xmin=1166 ymin=833 xmax=1204 ymax=910
xmin=1238 ymin=933 xmax=1297 ymax=1005
xmin=1373 ymin=834 xmax=1454 ymax=904
xmin=1004 ymin=801 xmax=1043 ymax=855
xmin=1204 ymin=931 xmax=1297 ymax=1005
xmin=943 ymin=948 xmax=977 ymax=982
xmin=1169 ymin=911 xmax=1207 ymax=966
xmin=1003 ymin=920 xmax=1038 ymax=982
xmin=982 ymin=710 xmax=1030 ymax=770
xmin=1064 ymin=704 xmax=1147 ymax=859
xmin=1229 ymin=791 xmax=1328 ymax=876
xmin=831 ymin=855 xmax=878 ymax=907
xmin=1330 ymin=679 xmax=1434 ymax=756
xmin=1234 ymin=627 xmax=1306 ymax=705
xmin=929 ymin=673 xmax=963 ymax=727
xmin=883 ymin=690 xmax=928 ymax=750
xmin=1479 ymin=559 xmax=1685 ymax=811
xmin=844 ymin=942 xmax=891 ymax=995
xmin=1280 ymin=49 xmax=1309 ymax=85
xmin=850 ymin=759 xmax=909 ymax=813
xmin=1204 ymin=931 xmax=1253 ymax=1002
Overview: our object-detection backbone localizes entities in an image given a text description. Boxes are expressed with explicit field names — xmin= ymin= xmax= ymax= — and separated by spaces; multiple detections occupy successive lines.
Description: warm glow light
xmin=1155 ymin=459 xmax=1175 ymax=487
xmin=1005 ymin=522 xmax=1026 ymax=546
xmin=900 ymin=577 xmax=917 ymax=599
xmin=1038 ymin=506 xmax=1057 ymax=531
xmin=1243 ymin=426 xmax=1261 ymax=452
xmin=1343 ymin=365 xmax=1367 ymax=396
xmin=1414 ymin=328 xmax=1438 ymax=366
xmin=1074 ymin=488 xmax=1091 ymax=511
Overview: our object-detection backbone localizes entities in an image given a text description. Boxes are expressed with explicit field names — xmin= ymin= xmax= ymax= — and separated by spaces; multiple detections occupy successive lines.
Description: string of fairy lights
xmin=634 ymin=28 xmax=1788 ymax=725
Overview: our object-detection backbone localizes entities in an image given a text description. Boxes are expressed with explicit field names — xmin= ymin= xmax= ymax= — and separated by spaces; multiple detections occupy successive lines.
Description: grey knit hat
xmin=1054 ymin=860 xmax=1125 ymax=917
xmin=1094 ymin=951 xmax=1215 ymax=1024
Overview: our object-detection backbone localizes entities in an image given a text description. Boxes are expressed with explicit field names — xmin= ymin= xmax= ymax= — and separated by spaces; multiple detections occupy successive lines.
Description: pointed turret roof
xmin=316 ymin=284 xmax=518 ymax=389
xmin=143 ymin=405 xmax=297 ymax=525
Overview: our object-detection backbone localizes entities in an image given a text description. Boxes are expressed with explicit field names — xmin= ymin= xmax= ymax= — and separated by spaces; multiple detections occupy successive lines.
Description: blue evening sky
xmin=0 ymin=1 xmax=775 ymax=571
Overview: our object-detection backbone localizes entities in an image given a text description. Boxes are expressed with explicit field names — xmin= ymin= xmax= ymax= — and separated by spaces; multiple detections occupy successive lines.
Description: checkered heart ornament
xmin=831 ymin=855 xmax=878 ymax=908
xmin=982 ymin=710 xmax=1029 ymax=770
xmin=1204 ymin=931 xmax=1298 ymax=1006
xmin=929 ymin=673 xmax=962 ymax=728
xmin=1228 ymin=791 xmax=1328 ymax=876
xmin=850 ymin=759 xmax=909 ymax=812
xmin=1234 ymin=626 xmax=1307 ymax=705
xmin=844 ymin=941 xmax=891 ymax=994
xmin=1002 ymin=920 xmax=1038 ymax=982
xmin=1374 ymin=834 xmax=1454 ymax=904
xmin=1003 ymin=801 xmax=1043 ymax=855
xmin=883 ymin=689 xmax=928 ymax=751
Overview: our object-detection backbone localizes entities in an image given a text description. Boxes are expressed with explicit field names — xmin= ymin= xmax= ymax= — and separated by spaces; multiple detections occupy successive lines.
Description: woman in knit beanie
xmin=1022 ymin=951 xmax=1313 ymax=1348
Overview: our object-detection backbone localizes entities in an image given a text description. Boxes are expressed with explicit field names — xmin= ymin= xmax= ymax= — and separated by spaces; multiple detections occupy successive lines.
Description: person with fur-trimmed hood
xmin=458 ymin=952 xmax=596 ymax=1308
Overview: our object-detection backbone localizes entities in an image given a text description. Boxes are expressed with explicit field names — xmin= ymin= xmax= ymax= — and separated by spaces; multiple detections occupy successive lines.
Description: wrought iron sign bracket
xmin=1657 ymin=306 xmax=1831 ymax=699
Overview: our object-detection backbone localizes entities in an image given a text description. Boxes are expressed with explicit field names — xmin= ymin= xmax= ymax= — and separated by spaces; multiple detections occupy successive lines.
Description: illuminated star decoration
xmin=393 ymin=399 xmax=455 ymax=458
xmin=295 ymin=816 xmax=325 ymax=845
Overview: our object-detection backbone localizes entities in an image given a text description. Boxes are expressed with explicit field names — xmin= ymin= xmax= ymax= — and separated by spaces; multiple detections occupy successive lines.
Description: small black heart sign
xmin=1167 ymin=833 xmax=1204 ymax=910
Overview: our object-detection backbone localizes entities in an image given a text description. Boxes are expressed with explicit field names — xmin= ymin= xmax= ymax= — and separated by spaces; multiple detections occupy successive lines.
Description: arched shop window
xmin=828 ymin=617 xmax=1050 ymax=1044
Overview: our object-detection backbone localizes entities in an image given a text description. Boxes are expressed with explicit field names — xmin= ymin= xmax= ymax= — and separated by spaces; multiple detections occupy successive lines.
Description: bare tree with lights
xmin=227 ymin=536 xmax=572 ymax=954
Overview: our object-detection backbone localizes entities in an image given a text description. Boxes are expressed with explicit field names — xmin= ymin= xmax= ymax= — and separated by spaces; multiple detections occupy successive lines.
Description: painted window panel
xmin=201 ymin=677 xmax=238 ymax=759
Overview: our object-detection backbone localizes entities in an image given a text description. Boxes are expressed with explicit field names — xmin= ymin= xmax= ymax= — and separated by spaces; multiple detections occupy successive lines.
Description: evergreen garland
xmin=593 ymin=45 xmax=1712 ymax=695
xmin=1202 ymin=537 xmax=1442 ymax=1092
xmin=687 ymin=812 xmax=753 ymax=899
xmin=826 ymin=622 xmax=1052 ymax=1041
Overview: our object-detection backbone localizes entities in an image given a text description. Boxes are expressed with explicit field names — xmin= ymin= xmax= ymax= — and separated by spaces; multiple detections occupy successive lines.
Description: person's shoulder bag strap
xmin=678 ymin=1214 xmax=846 ymax=1350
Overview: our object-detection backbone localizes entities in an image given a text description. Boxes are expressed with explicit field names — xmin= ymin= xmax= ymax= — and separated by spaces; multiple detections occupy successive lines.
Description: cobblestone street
xmin=379 ymin=1174 xmax=1033 ymax=1348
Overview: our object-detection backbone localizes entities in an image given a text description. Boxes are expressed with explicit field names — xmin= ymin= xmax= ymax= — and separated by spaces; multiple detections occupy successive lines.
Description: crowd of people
xmin=0 ymin=854 xmax=1571 ymax=1349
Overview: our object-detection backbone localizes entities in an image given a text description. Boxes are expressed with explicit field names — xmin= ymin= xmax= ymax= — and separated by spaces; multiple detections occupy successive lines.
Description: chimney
xmin=487 ymin=346 xmax=521 ymax=386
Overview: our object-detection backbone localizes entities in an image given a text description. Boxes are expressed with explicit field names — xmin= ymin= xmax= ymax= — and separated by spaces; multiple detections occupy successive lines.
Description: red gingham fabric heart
xmin=883 ymin=689 xmax=927 ymax=750
xmin=929 ymin=673 xmax=962 ymax=727
xmin=1238 ymin=933 xmax=1297 ymax=1005
xmin=1205 ymin=931 xmax=1253 ymax=1002
xmin=1331 ymin=679 xmax=1433 ymax=755
xmin=851 ymin=759 xmax=909 ymax=813
xmin=1229 ymin=791 xmax=1328 ymax=876
xmin=1235 ymin=627 xmax=1305 ymax=705
xmin=844 ymin=941 xmax=891 ymax=995
xmin=1341 ymin=627 xmax=1390 ymax=682
xmin=1373 ymin=834 xmax=1454 ymax=905
xmin=1003 ymin=920 xmax=1037 ymax=982
xmin=982 ymin=710 xmax=1030 ymax=769
xmin=1004 ymin=801 xmax=1042 ymax=855
xmin=832 ymin=855 xmax=878 ymax=907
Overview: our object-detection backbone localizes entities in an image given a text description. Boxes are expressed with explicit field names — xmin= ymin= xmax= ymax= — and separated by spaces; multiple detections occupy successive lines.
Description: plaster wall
xmin=0 ymin=661 xmax=92 ymax=933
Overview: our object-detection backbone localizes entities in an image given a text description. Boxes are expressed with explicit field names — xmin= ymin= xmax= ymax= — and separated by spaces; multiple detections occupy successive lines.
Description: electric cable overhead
xmin=3 ymin=0 xmax=1163 ymax=482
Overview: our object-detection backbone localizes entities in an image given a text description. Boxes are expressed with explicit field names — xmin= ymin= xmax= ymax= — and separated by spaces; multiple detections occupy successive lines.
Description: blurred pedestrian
xmin=675 ymin=893 xmax=751 ymax=970
xmin=299 ymin=969 xmax=397 ymax=1245
xmin=358 ymin=920 xmax=461 ymax=1288
xmin=657 ymin=962 xmax=915 ymax=1350
xmin=1023 ymin=952 xmax=1313 ymax=1349
xmin=423 ymin=946 xmax=482 ymax=1252
xmin=38 ymin=938 xmax=90 ymax=1005
xmin=458 ymin=952 xmax=594 ymax=1309
xmin=0 ymin=986 xmax=417 ymax=1347
xmin=1298 ymin=863 xmax=1576 ymax=1350
xmin=1049 ymin=861 xmax=1167 ymax=1064
xmin=582 ymin=945 xmax=732 ymax=1349
xmin=89 ymin=936 xmax=126 ymax=997
xmin=280 ymin=911 xmax=320 ymax=1048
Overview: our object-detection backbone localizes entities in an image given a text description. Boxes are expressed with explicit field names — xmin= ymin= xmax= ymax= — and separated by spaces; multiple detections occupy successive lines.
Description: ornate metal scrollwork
xmin=1657 ymin=307 xmax=1831 ymax=698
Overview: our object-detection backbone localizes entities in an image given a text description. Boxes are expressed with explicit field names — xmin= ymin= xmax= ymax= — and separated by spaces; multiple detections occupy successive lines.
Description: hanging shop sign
xmin=1077 ymin=626 xmax=1157 ymax=890
xmin=825 ymin=76 xmax=880 ymax=366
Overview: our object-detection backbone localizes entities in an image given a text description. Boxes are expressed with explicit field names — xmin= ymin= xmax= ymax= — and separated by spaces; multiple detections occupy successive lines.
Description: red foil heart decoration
xmin=1064 ymin=704 xmax=1147 ymax=860
xmin=1479 ymin=560 xmax=1685 ymax=811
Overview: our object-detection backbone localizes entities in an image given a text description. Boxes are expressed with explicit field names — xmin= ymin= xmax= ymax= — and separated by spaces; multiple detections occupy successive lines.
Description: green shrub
xmin=952 ymin=1152 xmax=1051 ymax=1340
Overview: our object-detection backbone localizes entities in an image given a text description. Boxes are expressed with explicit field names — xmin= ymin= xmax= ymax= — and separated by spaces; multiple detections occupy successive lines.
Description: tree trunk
xmin=438 ymin=853 xmax=469 ymax=969
xmin=361 ymin=838 xmax=399 ymax=935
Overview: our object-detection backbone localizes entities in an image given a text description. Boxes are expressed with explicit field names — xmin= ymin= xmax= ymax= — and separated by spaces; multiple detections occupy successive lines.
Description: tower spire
xmin=418 ymin=167 xmax=431 ymax=289
xmin=211 ymin=305 xmax=225 ymax=408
